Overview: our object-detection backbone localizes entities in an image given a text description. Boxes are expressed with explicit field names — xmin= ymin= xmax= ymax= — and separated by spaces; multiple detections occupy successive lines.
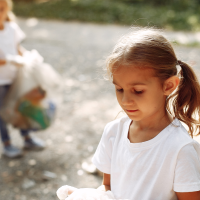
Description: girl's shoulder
xmin=168 ymin=119 xmax=200 ymax=152
xmin=102 ymin=115 xmax=130 ymax=138
xmin=98 ymin=116 xmax=130 ymax=151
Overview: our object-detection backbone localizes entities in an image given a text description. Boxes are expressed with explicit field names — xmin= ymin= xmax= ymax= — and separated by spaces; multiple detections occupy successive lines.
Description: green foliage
xmin=13 ymin=0 xmax=34 ymax=2
xmin=13 ymin=0 xmax=200 ymax=31
xmin=110 ymin=0 xmax=200 ymax=7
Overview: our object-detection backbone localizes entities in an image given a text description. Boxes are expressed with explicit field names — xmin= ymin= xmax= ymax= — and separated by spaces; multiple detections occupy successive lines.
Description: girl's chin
xmin=126 ymin=113 xmax=141 ymax=121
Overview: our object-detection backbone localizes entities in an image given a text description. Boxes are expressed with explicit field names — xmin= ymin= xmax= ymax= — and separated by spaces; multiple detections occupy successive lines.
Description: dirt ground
xmin=0 ymin=18 xmax=200 ymax=200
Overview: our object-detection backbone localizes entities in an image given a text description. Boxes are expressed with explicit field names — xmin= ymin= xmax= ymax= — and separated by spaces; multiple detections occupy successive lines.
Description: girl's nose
xmin=121 ymin=93 xmax=134 ymax=105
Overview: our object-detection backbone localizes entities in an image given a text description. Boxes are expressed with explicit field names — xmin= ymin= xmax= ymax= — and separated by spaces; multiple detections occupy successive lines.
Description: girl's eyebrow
xmin=112 ymin=81 xmax=146 ymax=86
xmin=129 ymin=82 xmax=146 ymax=86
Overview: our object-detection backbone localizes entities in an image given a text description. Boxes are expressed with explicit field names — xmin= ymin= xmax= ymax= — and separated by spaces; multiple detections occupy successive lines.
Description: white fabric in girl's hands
xmin=66 ymin=188 xmax=115 ymax=200
xmin=56 ymin=185 xmax=115 ymax=200
xmin=56 ymin=185 xmax=78 ymax=200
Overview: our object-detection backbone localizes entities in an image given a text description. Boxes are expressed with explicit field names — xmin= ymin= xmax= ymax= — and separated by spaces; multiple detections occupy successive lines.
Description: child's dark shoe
xmin=24 ymin=137 xmax=45 ymax=150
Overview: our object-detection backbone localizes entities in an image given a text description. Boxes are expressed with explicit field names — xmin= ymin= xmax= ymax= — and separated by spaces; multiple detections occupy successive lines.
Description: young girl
xmin=0 ymin=0 xmax=45 ymax=158
xmin=91 ymin=28 xmax=200 ymax=200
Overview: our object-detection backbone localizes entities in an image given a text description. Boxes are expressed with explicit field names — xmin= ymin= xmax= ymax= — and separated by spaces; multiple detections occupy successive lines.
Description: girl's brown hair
xmin=106 ymin=28 xmax=200 ymax=137
xmin=0 ymin=0 xmax=15 ymax=21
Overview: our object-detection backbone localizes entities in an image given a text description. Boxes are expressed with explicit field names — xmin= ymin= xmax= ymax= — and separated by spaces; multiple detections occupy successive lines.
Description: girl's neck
xmin=128 ymin=111 xmax=173 ymax=143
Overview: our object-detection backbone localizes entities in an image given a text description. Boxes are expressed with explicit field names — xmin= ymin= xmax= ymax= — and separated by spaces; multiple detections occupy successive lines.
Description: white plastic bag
xmin=22 ymin=50 xmax=61 ymax=92
xmin=0 ymin=50 xmax=61 ymax=130
xmin=13 ymin=49 xmax=61 ymax=96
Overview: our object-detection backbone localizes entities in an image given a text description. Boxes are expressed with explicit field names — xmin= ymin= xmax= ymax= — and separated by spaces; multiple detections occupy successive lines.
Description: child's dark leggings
xmin=0 ymin=85 xmax=29 ymax=143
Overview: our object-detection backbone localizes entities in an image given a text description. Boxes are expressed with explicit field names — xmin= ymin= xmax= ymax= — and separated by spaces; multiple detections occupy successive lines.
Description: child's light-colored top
xmin=0 ymin=21 xmax=25 ymax=85
xmin=92 ymin=116 xmax=200 ymax=200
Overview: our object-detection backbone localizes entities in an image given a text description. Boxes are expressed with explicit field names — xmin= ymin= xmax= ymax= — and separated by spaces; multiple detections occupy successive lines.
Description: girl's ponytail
xmin=168 ymin=60 xmax=200 ymax=137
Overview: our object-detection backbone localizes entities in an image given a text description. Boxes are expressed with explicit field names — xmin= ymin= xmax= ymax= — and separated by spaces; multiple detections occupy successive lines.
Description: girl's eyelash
xmin=135 ymin=90 xmax=143 ymax=94
xmin=116 ymin=89 xmax=123 ymax=92
xmin=116 ymin=88 xmax=143 ymax=94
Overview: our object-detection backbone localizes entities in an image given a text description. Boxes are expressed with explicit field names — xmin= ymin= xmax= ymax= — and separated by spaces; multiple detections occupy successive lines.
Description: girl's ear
xmin=163 ymin=76 xmax=179 ymax=95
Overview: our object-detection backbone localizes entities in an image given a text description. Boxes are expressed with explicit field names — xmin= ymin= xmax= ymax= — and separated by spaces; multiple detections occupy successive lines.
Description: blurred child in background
xmin=0 ymin=0 xmax=45 ymax=158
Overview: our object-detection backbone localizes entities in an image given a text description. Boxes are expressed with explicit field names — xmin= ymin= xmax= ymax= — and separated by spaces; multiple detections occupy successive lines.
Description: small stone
xmin=43 ymin=188 xmax=49 ymax=194
xmin=22 ymin=178 xmax=35 ymax=189
xmin=16 ymin=170 xmax=23 ymax=176
xmin=87 ymin=145 xmax=94 ymax=152
xmin=77 ymin=170 xmax=84 ymax=176
xmin=28 ymin=159 xmax=36 ymax=166
xmin=8 ymin=161 xmax=16 ymax=167
xmin=65 ymin=136 xmax=73 ymax=142
xmin=61 ymin=175 xmax=68 ymax=181
xmin=43 ymin=171 xmax=57 ymax=179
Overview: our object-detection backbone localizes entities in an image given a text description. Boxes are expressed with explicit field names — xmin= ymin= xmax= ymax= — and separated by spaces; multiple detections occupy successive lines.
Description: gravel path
xmin=0 ymin=18 xmax=200 ymax=200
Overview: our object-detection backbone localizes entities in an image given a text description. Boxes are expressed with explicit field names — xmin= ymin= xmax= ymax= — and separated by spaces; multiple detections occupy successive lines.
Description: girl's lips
xmin=126 ymin=109 xmax=138 ymax=112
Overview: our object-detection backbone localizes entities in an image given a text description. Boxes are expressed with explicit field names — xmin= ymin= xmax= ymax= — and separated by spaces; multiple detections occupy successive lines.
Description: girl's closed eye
xmin=116 ymin=88 xmax=143 ymax=94
xmin=134 ymin=90 xmax=143 ymax=94
xmin=116 ymin=88 xmax=123 ymax=92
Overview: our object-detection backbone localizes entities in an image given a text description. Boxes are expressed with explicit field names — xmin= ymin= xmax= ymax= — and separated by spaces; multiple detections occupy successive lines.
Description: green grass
xmin=13 ymin=0 xmax=200 ymax=31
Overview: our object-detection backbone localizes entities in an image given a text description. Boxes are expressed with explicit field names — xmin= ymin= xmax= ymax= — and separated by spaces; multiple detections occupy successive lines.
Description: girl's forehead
xmin=113 ymin=65 xmax=155 ymax=77
xmin=113 ymin=66 xmax=157 ymax=85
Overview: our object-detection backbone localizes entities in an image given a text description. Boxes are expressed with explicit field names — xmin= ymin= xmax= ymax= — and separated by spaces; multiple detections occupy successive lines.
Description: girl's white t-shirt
xmin=0 ymin=21 xmax=25 ymax=85
xmin=92 ymin=116 xmax=200 ymax=200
